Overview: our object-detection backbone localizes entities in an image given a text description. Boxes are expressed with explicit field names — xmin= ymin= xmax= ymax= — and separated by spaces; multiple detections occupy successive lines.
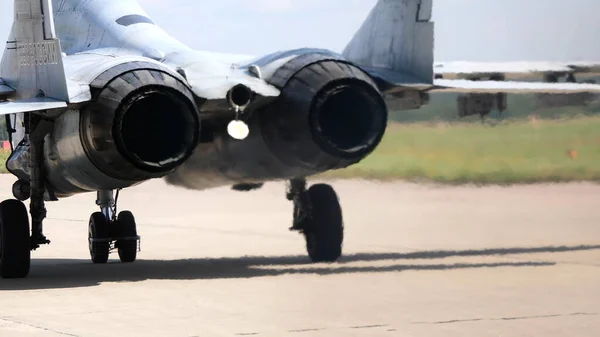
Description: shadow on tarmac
xmin=1 ymin=244 xmax=598 ymax=290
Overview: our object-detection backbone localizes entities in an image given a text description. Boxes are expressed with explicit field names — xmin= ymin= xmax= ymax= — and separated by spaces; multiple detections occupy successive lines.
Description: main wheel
xmin=89 ymin=212 xmax=110 ymax=264
xmin=0 ymin=199 xmax=31 ymax=278
xmin=303 ymin=184 xmax=344 ymax=262
xmin=116 ymin=211 xmax=137 ymax=263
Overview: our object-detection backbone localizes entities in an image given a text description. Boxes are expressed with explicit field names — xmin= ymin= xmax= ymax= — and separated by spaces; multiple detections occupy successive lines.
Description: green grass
xmin=321 ymin=116 xmax=600 ymax=184
xmin=1 ymin=116 xmax=598 ymax=184
xmin=0 ymin=150 xmax=9 ymax=173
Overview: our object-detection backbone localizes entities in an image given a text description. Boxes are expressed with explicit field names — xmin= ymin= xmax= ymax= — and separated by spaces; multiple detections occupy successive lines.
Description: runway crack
xmin=412 ymin=312 xmax=598 ymax=325
xmin=349 ymin=324 xmax=390 ymax=329
xmin=0 ymin=317 xmax=80 ymax=336
xmin=289 ymin=328 xmax=325 ymax=333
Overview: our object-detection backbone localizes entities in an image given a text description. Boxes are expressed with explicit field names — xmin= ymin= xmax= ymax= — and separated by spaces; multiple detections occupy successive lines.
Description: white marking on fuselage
xmin=18 ymin=41 xmax=59 ymax=66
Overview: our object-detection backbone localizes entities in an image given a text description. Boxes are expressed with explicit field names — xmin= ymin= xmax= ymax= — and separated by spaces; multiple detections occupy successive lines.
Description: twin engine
xmin=8 ymin=54 xmax=389 ymax=195
xmin=165 ymin=54 xmax=389 ymax=189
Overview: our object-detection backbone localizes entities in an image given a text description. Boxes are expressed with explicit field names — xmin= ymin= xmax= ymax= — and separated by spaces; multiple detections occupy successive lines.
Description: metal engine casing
xmin=42 ymin=62 xmax=200 ymax=198
xmin=165 ymin=52 xmax=388 ymax=191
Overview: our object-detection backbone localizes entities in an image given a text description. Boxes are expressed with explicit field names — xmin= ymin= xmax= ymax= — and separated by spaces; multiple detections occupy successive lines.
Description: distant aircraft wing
xmin=429 ymin=61 xmax=600 ymax=94
xmin=431 ymin=78 xmax=600 ymax=94
xmin=434 ymin=61 xmax=600 ymax=78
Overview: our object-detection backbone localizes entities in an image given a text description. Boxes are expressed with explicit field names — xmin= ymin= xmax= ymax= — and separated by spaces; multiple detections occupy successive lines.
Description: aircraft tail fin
xmin=342 ymin=0 xmax=434 ymax=89
xmin=1 ymin=0 xmax=69 ymax=101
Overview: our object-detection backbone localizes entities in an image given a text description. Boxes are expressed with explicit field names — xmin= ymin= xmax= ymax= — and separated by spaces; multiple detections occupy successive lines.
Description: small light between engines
xmin=227 ymin=120 xmax=249 ymax=140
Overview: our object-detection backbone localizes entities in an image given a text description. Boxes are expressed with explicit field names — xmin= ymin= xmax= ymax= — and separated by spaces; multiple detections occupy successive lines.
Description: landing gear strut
xmin=0 ymin=114 xmax=52 ymax=278
xmin=29 ymin=117 xmax=52 ymax=251
xmin=88 ymin=190 xmax=141 ymax=264
xmin=0 ymin=113 xmax=142 ymax=278
xmin=287 ymin=178 xmax=344 ymax=262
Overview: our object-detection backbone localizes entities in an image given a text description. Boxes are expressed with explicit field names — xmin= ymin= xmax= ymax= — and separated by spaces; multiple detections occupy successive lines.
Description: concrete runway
xmin=0 ymin=175 xmax=598 ymax=337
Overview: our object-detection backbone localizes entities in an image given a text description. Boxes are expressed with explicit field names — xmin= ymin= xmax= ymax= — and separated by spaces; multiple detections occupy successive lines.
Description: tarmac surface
xmin=0 ymin=175 xmax=598 ymax=337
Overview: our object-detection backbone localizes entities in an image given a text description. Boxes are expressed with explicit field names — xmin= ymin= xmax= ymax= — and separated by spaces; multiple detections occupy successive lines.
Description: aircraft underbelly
xmin=164 ymin=119 xmax=310 ymax=191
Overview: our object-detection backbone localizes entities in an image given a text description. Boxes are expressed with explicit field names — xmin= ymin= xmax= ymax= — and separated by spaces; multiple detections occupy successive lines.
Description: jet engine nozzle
xmin=309 ymin=79 xmax=387 ymax=159
xmin=112 ymin=87 xmax=199 ymax=173
xmin=80 ymin=68 xmax=200 ymax=181
xmin=44 ymin=64 xmax=201 ymax=197
xmin=260 ymin=59 xmax=387 ymax=172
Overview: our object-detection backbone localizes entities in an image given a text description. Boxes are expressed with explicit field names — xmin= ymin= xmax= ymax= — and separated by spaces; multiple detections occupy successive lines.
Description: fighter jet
xmin=2 ymin=0 xmax=600 ymax=279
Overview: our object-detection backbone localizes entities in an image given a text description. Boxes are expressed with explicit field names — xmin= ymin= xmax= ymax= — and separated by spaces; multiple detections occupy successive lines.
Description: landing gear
xmin=0 ymin=115 xmax=53 ymax=278
xmin=0 ymin=113 xmax=142 ymax=278
xmin=287 ymin=178 xmax=344 ymax=262
xmin=89 ymin=212 xmax=110 ymax=264
xmin=12 ymin=180 xmax=30 ymax=201
xmin=0 ymin=200 xmax=31 ymax=278
xmin=116 ymin=211 xmax=138 ymax=263
xmin=88 ymin=190 xmax=141 ymax=264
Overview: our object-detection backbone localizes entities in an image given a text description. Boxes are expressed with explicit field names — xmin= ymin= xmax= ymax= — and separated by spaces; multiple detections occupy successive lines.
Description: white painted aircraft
xmin=1 ymin=0 xmax=599 ymax=279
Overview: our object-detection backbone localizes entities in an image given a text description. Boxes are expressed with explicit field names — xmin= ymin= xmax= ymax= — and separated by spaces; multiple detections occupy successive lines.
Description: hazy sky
xmin=1 ymin=0 xmax=599 ymax=62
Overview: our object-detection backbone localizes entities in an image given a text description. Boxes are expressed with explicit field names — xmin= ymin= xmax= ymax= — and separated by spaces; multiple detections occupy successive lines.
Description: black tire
xmin=303 ymin=184 xmax=344 ymax=262
xmin=12 ymin=180 xmax=30 ymax=201
xmin=116 ymin=211 xmax=137 ymax=263
xmin=89 ymin=212 xmax=110 ymax=264
xmin=0 ymin=199 xmax=31 ymax=279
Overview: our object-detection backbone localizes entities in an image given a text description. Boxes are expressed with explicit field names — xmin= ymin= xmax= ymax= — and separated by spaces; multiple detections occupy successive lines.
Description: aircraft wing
xmin=0 ymin=97 xmax=67 ymax=116
xmin=431 ymin=78 xmax=600 ymax=94
xmin=0 ymin=78 xmax=68 ymax=116
xmin=434 ymin=61 xmax=600 ymax=78
xmin=428 ymin=61 xmax=600 ymax=94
